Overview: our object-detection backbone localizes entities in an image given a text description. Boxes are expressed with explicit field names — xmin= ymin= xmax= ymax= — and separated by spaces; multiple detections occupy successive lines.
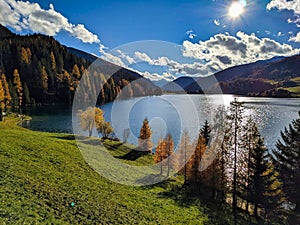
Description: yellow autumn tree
xmin=41 ymin=66 xmax=48 ymax=90
xmin=1 ymin=73 xmax=12 ymax=109
xmin=79 ymin=107 xmax=105 ymax=137
xmin=138 ymin=118 xmax=153 ymax=153
xmin=0 ymin=80 xmax=5 ymax=110
xmin=13 ymin=69 xmax=23 ymax=108
xmin=72 ymin=64 xmax=81 ymax=79
xmin=154 ymin=138 xmax=167 ymax=174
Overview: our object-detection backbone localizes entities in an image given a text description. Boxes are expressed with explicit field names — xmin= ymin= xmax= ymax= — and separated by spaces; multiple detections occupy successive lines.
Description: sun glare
xmin=228 ymin=1 xmax=245 ymax=18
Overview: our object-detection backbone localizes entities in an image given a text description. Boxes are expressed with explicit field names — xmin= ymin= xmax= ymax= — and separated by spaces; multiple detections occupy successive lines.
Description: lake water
xmin=23 ymin=95 xmax=300 ymax=150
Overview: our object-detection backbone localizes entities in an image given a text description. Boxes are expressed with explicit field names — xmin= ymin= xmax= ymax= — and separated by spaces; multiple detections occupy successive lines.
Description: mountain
xmin=163 ymin=76 xmax=196 ymax=92
xmin=166 ymin=54 xmax=300 ymax=97
xmin=0 ymin=24 xmax=162 ymax=106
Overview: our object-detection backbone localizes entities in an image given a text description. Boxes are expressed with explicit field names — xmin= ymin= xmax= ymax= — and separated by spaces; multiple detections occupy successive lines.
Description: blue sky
xmin=1 ymin=0 xmax=300 ymax=80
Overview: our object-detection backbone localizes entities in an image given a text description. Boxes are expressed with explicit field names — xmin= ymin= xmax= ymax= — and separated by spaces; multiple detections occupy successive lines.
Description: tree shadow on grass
xmin=116 ymin=150 xmax=149 ymax=161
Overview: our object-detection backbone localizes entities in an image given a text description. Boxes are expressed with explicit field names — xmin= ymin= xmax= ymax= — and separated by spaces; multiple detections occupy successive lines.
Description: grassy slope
xmin=1 ymin=116 xmax=253 ymax=225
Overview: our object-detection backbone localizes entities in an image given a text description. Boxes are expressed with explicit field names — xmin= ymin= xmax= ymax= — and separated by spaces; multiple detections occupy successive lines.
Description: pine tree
xmin=13 ymin=69 xmax=23 ymax=109
xmin=23 ymin=83 xmax=30 ymax=105
xmin=50 ymin=51 xmax=56 ymax=71
xmin=272 ymin=112 xmax=300 ymax=217
xmin=248 ymin=138 xmax=283 ymax=220
xmin=200 ymin=120 xmax=211 ymax=145
xmin=8 ymin=80 xmax=18 ymax=109
xmin=138 ymin=118 xmax=153 ymax=153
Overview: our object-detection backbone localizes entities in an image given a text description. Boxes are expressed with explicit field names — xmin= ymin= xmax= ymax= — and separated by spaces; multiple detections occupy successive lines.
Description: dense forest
xmin=0 ymin=24 xmax=161 ymax=111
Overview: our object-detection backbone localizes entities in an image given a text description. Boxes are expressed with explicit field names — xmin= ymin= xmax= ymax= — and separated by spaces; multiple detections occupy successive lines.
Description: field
xmin=1 ymin=115 xmax=261 ymax=224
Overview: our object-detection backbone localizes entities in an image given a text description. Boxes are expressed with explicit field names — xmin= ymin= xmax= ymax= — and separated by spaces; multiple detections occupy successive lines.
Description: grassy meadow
xmin=0 ymin=115 xmax=263 ymax=224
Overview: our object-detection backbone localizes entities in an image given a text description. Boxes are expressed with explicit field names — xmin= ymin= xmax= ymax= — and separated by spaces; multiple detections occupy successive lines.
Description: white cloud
xmin=142 ymin=71 xmax=175 ymax=81
xmin=267 ymin=0 xmax=300 ymax=14
xmin=289 ymin=32 xmax=300 ymax=42
xmin=0 ymin=0 xmax=101 ymax=44
xmin=267 ymin=0 xmax=300 ymax=43
xmin=213 ymin=19 xmax=220 ymax=26
xmin=186 ymin=30 xmax=197 ymax=39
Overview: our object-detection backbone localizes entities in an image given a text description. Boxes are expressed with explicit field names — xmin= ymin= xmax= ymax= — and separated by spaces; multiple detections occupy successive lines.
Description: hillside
xmin=165 ymin=55 xmax=300 ymax=97
xmin=0 ymin=25 xmax=161 ymax=106
xmin=0 ymin=116 xmax=260 ymax=225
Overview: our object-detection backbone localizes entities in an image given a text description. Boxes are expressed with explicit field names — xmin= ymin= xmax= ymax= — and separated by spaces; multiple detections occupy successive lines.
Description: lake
xmin=23 ymin=95 xmax=300 ymax=150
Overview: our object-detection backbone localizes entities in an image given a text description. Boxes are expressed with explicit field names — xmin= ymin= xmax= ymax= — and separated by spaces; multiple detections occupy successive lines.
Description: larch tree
xmin=79 ymin=107 xmax=105 ymax=137
xmin=154 ymin=138 xmax=166 ymax=175
xmin=41 ymin=65 xmax=48 ymax=91
xmin=1 ymin=73 xmax=11 ymax=110
xmin=175 ymin=130 xmax=193 ymax=184
xmin=272 ymin=111 xmax=300 ymax=218
xmin=96 ymin=121 xmax=114 ymax=139
xmin=138 ymin=118 xmax=153 ymax=153
xmin=13 ymin=69 xmax=23 ymax=109
xmin=72 ymin=64 xmax=81 ymax=79
xmin=165 ymin=133 xmax=175 ymax=177
xmin=0 ymin=80 xmax=4 ymax=120
xmin=227 ymin=97 xmax=244 ymax=223
xmin=50 ymin=51 xmax=56 ymax=72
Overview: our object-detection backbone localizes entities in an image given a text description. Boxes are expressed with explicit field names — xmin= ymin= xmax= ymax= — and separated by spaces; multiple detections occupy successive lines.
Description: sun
xmin=228 ymin=1 xmax=245 ymax=18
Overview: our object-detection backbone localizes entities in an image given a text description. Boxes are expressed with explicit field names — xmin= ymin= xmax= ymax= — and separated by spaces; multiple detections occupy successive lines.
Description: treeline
xmin=0 ymin=25 xmax=161 ymax=110
xmin=138 ymin=99 xmax=299 ymax=224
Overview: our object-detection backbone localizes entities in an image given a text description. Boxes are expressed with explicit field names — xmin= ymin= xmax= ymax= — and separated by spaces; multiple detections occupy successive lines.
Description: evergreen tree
xmin=200 ymin=120 xmax=211 ymax=145
xmin=272 ymin=112 xmax=300 ymax=217
xmin=248 ymin=138 xmax=283 ymax=220
xmin=13 ymin=69 xmax=23 ymax=109
xmin=23 ymin=83 xmax=30 ymax=105
xmin=8 ymin=80 xmax=18 ymax=109
xmin=138 ymin=118 xmax=153 ymax=153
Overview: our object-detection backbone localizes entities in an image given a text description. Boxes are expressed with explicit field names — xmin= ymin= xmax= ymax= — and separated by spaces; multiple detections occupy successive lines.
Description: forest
xmin=0 ymin=24 xmax=161 ymax=112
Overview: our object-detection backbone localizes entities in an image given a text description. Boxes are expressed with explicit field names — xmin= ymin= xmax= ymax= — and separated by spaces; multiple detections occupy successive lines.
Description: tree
xmin=97 ymin=121 xmax=114 ymax=139
xmin=23 ymin=83 xmax=30 ymax=105
xmin=272 ymin=111 xmax=300 ymax=217
xmin=175 ymin=131 xmax=193 ymax=184
xmin=165 ymin=133 xmax=175 ymax=176
xmin=72 ymin=64 xmax=81 ymax=79
xmin=0 ymin=80 xmax=4 ymax=120
xmin=200 ymin=120 xmax=211 ymax=145
xmin=123 ymin=128 xmax=130 ymax=143
xmin=41 ymin=65 xmax=48 ymax=91
xmin=0 ymin=73 xmax=11 ymax=110
xmin=79 ymin=107 xmax=105 ymax=137
xmin=248 ymin=138 xmax=283 ymax=220
xmin=50 ymin=51 xmax=56 ymax=71
xmin=227 ymin=97 xmax=245 ymax=224
xmin=13 ymin=69 xmax=23 ymax=109
xmin=138 ymin=118 xmax=153 ymax=153
xmin=154 ymin=138 xmax=166 ymax=175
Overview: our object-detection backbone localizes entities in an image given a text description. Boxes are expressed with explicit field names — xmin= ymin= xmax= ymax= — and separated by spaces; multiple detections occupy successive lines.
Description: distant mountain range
xmin=163 ymin=54 xmax=300 ymax=97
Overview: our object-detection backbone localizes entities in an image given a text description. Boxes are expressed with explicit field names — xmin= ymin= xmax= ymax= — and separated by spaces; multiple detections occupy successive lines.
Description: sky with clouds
xmin=0 ymin=0 xmax=300 ymax=81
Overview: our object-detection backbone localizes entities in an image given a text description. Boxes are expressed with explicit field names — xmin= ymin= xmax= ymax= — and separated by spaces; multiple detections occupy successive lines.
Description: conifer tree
xmin=272 ymin=112 xmax=300 ymax=217
xmin=200 ymin=120 xmax=211 ymax=145
xmin=165 ymin=133 xmax=175 ymax=176
xmin=8 ymin=80 xmax=18 ymax=109
xmin=248 ymin=138 xmax=283 ymax=220
xmin=1 ymin=73 xmax=11 ymax=109
xmin=72 ymin=64 xmax=81 ymax=79
xmin=0 ymin=80 xmax=3 ymax=121
xmin=41 ymin=66 xmax=48 ymax=91
xmin=50 ymin=51 xmax=56 ymax=71
xmin=154 ymin=138 xmax=166 ymax=175
xmin=138 ymin=118 xmax=153 ymax=153
xmin=13 ymin=69 xmax=23 ymax=109
xmin=23 ymin=83 xmax=30 ymax=105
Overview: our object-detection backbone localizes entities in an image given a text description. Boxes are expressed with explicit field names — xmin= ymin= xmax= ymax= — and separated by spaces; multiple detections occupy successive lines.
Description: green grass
xmin=0 ymin=115 xmax=262 ymax=224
